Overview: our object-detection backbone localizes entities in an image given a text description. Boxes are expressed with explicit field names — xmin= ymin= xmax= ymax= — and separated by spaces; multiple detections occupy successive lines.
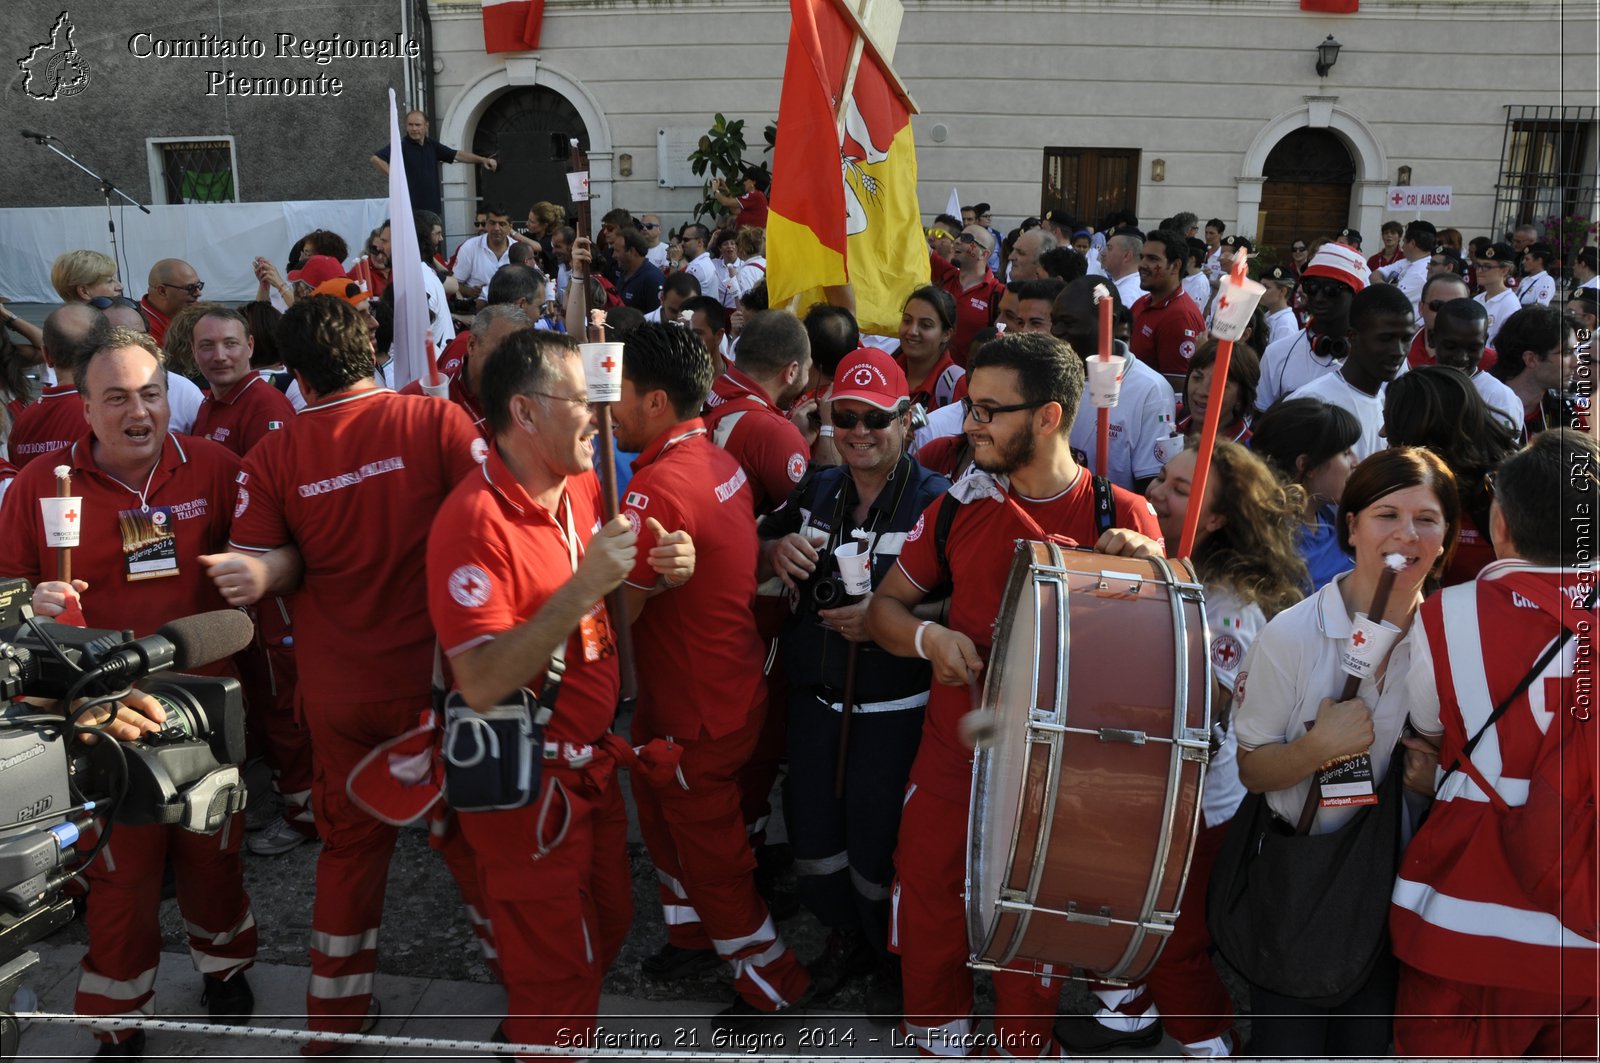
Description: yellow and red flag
xmin=767 ymin=0 xmax=927 ymax=336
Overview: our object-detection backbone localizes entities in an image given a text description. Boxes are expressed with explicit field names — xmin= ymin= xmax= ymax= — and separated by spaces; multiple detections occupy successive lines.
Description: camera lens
xmin=142 ymin=684 xmax=207 ymax=742
xmin=812 ymin=577 xmax=842 ymax=610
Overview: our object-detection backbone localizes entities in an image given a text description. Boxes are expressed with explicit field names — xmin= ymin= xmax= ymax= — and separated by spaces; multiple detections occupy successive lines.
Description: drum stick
xmin=1177 ymin=252 xmax=1249 ymax=558
xmin=1297 ymin=553 xmax=1404 ymax=833
xmin=54 ymin=466 xmax=72 ymax=585
xmin=1095 ymin=287 xmax=1112 ymax=480
xmin=833 ymin=641 xmax=862 ymax=799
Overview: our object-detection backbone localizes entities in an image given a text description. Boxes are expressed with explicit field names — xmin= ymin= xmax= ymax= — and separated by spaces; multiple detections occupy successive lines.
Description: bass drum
xmin=967 ymin=540 xmax=1210 ymax=982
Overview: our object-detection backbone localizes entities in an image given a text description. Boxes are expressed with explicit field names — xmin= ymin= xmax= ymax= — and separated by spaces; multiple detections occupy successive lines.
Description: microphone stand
xmin=23 ymin=132 xmax=151 ymax=287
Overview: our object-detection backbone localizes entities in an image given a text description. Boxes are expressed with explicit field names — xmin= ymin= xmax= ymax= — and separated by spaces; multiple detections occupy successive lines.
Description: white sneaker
xmin=247 ymin=817 xmax=315 ymax=856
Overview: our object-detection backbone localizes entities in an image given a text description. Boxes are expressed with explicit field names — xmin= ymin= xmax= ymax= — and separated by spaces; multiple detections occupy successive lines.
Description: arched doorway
xmin=471 ymin=87 xmax=589 ymax=221
xmin=1259 ymin=129 xmax=1354 ymax=251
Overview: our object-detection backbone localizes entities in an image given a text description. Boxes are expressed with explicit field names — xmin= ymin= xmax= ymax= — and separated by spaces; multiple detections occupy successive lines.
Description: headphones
xmin=1307 ymin=318 xmax=1349 ymax=362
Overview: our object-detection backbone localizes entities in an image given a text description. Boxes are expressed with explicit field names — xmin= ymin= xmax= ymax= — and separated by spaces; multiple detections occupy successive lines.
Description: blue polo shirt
xmin=761 ymin=454 xmax=950 ymax=701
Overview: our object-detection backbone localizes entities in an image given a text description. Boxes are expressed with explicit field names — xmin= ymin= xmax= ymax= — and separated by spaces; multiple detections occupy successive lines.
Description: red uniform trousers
xmin=1394 ymin=963 xmax=1598 ymax=1059
xmin=236 ymin=610 xmax=314 ymax=833
xmin=459 ymin=752 xmax=633 ymax=1061
xmin=891 ymin=785 xmax=1060 ymax=1058
xmin=300 ymin=694 xmax=489 ymax=1045
xmin=630 ymin=705 xmax=810 ymax=1010
xmin=1086 ymin=821 xmax=1233 ymax=1051
xmin=74 ymin=816 xmax=256 ymax=1046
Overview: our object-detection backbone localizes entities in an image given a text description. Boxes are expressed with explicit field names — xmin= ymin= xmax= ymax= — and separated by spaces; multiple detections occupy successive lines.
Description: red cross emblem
xmin=601 ymin=355 xmax=617 ymax=372
xmin=63 ymin=508 xmax=78 ymax=523
xmin=1351 ymin=629 xmax=1367 ymax=647
xmin=1391 ymin=192 xmax=1405 ymax=206
xmin=448 ymin=564 xmax=492 ymax=608
xmin=1216 ymin=294 xmax=1230 ymax=313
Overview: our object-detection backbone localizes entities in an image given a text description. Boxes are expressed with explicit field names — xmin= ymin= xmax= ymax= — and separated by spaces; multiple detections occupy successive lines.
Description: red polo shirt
xmin=427 ymin=447 xmax=617 ymax=744
xmin=192 ymin=375 xmax=295 ymax=457
xmin=941 ymin=271 xmax=1003 ymax=366
xmin=735 ymin=189 xmax=769 ymax=231
xmin=139 ymin=297 xmax=173 ymax=346
xmin=229 ymin=387 xmax=485 ymax=701
xmin=0 ymin=430 xmax=238 ymax=645
xmin=895 ymin=349 xmax=964 ymax=411
xmin=1129 ymin=288 xmax=1206 ymax=376
xmin=701 ymin=367 xmax=809 ymax=515
xmin=1407 ymin=328 xmax=1499 ymax=372
xmin=621 ymin=420 xmax=763 ymax=739
xmin=896 ymin=473 xmax=1162 ymax=802
xmin=8 ymin=385 xmax=87 ymax=468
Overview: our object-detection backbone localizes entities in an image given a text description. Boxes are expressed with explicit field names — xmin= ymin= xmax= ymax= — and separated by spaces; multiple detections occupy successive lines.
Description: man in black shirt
xmin=370 ymin=111 xmax=498 ymax=217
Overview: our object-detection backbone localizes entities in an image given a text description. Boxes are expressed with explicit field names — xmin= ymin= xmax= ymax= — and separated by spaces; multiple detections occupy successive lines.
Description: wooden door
xmin=1258 ymin=128 xmax=1354 ymax=258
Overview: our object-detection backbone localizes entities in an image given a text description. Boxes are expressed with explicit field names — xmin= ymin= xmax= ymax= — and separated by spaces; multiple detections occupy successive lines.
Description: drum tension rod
xmin=1064 ymin=901 xmax=1114 ymax=926
xmin=1098 ymin=728 xmax=1147 ymax=745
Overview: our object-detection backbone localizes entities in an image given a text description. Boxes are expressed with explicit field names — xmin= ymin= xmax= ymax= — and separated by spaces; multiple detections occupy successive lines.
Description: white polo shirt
xmin=1289 ymin=369 xmax=1387 ymax=461
xmin=1472 ymin=369 xmax=1524 ymax=433
xmin=1378 ymin=256 xmax=1430 ymax=318
xmin=1113 ymin=271 xmax=1144 ymax=312
xmin=1256 ymin=328 xmax=1341 ymax=412
xmin=1201 ymin=585 xmax=1264 ymax=829
xmin=1476 ymin=289 xmax=1521 ymax=349
xmin=1518 ymin=269 xmax=1557 ymax=307
xmin=1068 ymin=342 xmax=1175 ymax=489
xmin=1232 ymin=572 xmax=1416 ymax=835
xmin=685 ymin=252 xmax=720 ymax=301
xmin=451 ymin=234 xmax=513 ymax=298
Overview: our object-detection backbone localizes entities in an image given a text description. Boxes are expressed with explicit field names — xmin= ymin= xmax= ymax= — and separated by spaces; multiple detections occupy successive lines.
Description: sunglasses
xmin=831 ymin=407 xmax=899 ymax=430
xmin=956 ymin=233 xmax=985 ymax=247
xmin=1291 ymin=245 xmax=1308 ymax=253
xmin=161 ymin=281 xmax=205 ymax=296
xmin=1300 ymin=279 xmax=1346 ymax=298
xmin=641 ymin=222 xmax=661 ymax=230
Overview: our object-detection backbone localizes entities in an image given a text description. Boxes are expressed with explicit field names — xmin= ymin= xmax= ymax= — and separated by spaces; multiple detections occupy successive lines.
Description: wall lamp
xmin=1316 ymin=35 xmax=1342 ymax=77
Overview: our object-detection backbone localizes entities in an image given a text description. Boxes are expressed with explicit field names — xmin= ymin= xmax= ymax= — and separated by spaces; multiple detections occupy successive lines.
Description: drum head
xmin=968 ymin=542 xmax=1055 ymax=955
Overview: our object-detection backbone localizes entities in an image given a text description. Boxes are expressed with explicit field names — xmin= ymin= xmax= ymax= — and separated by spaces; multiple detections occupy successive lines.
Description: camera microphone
xmin=85 ymin=610 xmax=255 ymax=686
xmin=19 ymin=129 xmax=55 ymax=141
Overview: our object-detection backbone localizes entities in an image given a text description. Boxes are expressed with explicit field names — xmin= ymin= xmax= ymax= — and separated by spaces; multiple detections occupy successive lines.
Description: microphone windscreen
xmin=157 ymin=610 xmax=255 ymax=669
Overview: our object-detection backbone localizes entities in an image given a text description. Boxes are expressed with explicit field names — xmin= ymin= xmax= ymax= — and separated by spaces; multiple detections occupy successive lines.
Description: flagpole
xmin=570 ymin=137 xmax=637 ymax=710
xmin=1177 ymin=251 xmax=1250 ymax=559
xmin=1095 ymin=288 xmax=1112 ymax=480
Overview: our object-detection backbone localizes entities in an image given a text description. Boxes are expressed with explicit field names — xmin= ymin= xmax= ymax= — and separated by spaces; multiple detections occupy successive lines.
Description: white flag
xmin=946 ymin=187 xmax=963 ymax=223
xmin=386 ymin=89 xmax=432 ymax=391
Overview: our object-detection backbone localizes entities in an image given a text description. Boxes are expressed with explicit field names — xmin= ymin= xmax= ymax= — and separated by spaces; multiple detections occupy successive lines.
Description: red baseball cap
xmin=831 ymin=348 xmax=908 ymax=411
xmin=288 ymin=254 xmax=348 ymax=286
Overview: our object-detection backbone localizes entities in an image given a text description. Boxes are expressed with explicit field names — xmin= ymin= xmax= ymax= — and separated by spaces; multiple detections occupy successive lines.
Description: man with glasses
xmin=681 ymin=223 xmax=719 ymax=301
xmin=1256 ymin=242 xmax=1367 ymax=410
xmin=139 ymin=258 xmax=203 ymax=345
xmin=1408 ymin=274 xmax=1472 ymax=368
xmin=425 ymin=328 xmax=692 ymax=1055
xmin=451 ymin=205 xmax=516 ymax=304
xmin=942 ymin=226 xmax=1004 ymax=363
xmin=758 ymin=348 xmax=950 ymax=1015
xmin=866 ymin=331 xmax=1162 ymax=1057
xmin=1473 ymin=243 xmax=1522 ymax=349
xmin=641 ymin=214 xmax=670 ymax=269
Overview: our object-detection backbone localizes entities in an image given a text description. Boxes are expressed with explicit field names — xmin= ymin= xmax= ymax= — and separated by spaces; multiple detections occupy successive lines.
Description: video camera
xmin=0 ymin=578 xmax=252 ymax=981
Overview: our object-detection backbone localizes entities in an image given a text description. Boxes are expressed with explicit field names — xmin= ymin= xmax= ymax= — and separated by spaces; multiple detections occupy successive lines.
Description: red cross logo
xmin=448 ymin=564 xmax=492 ymax=608
xmin=1351 ymin=629 xmax=1367 ymax=647
xmin=63 ymin=508 xmax=78 ymax=523
xmin=1216 ymin=294 xmax=1230 ymax=313
xmin=601 ymin=355 xmax=617 ymax=372
xmin=1391 ymin=192 xmax=1405 ymax=206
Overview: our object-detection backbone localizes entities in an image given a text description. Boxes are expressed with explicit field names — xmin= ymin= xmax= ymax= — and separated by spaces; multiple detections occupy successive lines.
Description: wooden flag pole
xmin=1095 ymin=288 xmax=1113 ymax=480
xmin=1177 ymin=250 xmax=1250 ymax=559
xmin=570 ymin=138 xmax=637 ymax=707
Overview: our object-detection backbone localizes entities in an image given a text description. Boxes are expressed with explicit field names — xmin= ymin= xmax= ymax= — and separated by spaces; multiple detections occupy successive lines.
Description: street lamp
xmin=1316 ymin=35 xmax=1342 ymax=77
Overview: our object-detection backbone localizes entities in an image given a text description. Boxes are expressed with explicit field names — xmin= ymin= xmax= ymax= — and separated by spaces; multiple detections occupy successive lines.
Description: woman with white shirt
xmin=1231 ymin=446 xmax=1461 ymax=1057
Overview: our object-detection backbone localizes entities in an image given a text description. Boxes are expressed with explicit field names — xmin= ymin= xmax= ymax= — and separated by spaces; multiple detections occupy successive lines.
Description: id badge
xmin=119 ymin=505 xmax=179 ymax=581
xmin=579 ymin=601 xmax=616 ymax=662
xmin=1316 ymin=751 xmax=1378 ymax=807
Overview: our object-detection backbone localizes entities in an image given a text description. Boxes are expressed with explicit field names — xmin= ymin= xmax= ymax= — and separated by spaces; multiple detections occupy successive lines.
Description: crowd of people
xmin=0 ymin=161 xmax=1593 ymax=1062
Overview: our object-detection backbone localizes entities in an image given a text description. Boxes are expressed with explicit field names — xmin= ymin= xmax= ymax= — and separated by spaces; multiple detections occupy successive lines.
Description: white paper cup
xmin=834 ymin=541 xmax=873 ymax=596
xmin=566 ymin=170 xmax=590 ymax=203
xmin=579 ymin=343 xmax=623 ymax=403
xmin=1210 ymin=274 xmax=1267 ymax=342
xmin=1340 ymin=612 xmax=1403 ymax=680
xmin=1087 ymin=356 xmax=1126 ymax=409
xmin=39 ymin=496 xmax=82 ymax=548
xmin=1153 ymin=434 xmax=1187 ymax=466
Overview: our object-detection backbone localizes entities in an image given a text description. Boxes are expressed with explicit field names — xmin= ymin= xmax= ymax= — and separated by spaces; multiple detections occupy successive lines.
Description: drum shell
xmin=967 ymin=541 xmax=1210 ymax=982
